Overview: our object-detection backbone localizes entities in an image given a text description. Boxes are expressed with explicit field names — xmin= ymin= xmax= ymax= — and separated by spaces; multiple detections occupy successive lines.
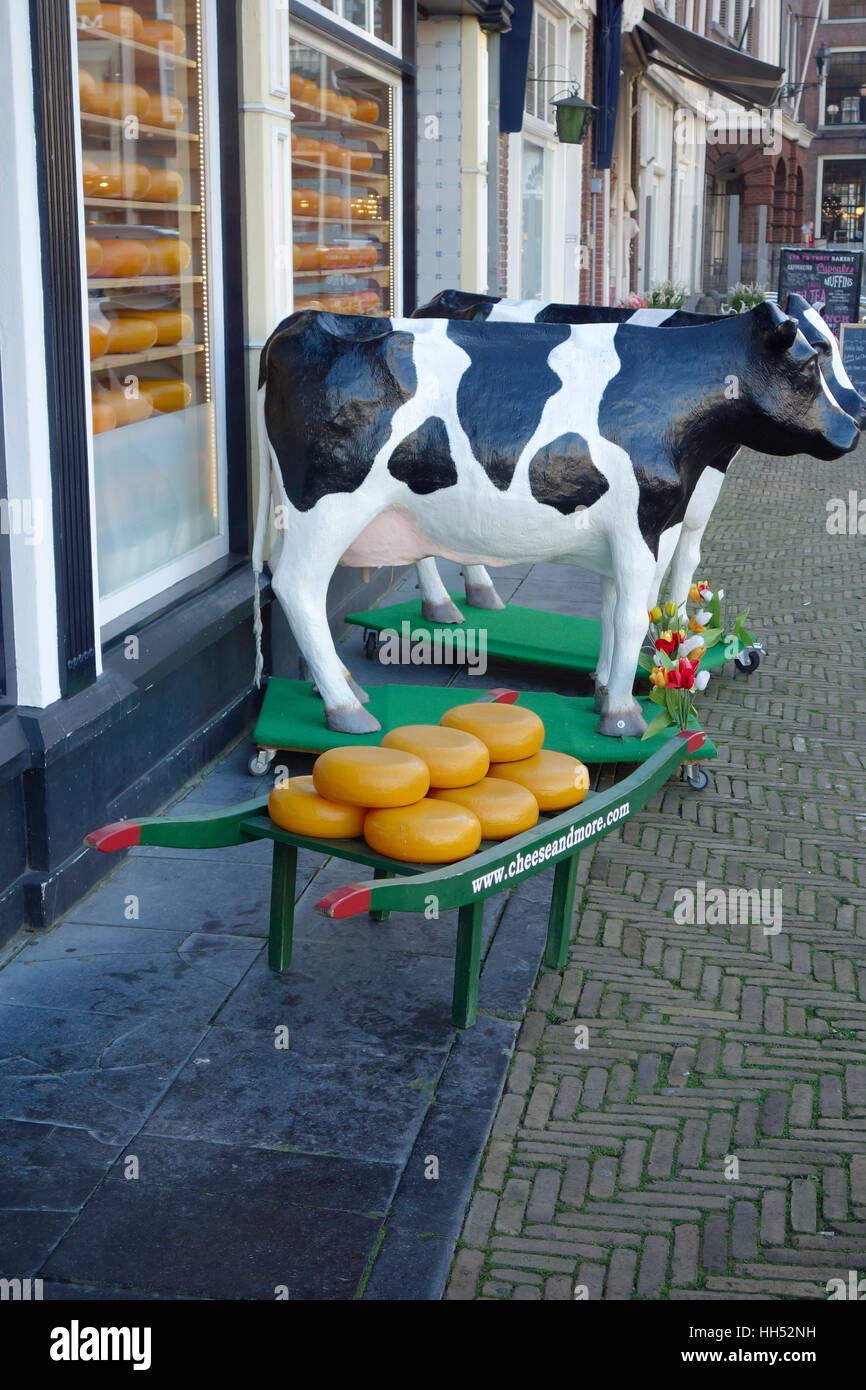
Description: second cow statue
xmin=253 ymin=302 xmax=859 ymax=738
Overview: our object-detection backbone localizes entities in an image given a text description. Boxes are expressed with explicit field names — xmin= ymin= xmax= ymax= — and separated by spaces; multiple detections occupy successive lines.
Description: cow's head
xmin=740 ymin=302 xmax=859 ymax=460
xmin=785 ymin=293 xmax=866 ymax=430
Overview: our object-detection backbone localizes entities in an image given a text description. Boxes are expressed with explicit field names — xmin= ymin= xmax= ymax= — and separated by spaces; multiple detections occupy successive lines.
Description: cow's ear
xmin=813 ymin=300 xmax=827 ymax=319
xmin=767 ymin=316 xmax=798 ymax=352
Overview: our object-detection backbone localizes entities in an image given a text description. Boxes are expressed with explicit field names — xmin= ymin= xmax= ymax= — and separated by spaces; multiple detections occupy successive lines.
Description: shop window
xmin=521 ymin=141 xmax=546 ymax=298
xmin=525 ymin=10 xmax=557 ymax=124
xmin=821 ymin=160 xmax=866 ymax=244
xmin=824 ymin=50 xmax=866 ymax=124
xmin=76 ymin=0 xmax=226 ymax=619
xmin=828 ymin=0 xmax=866 ymax=18
xmin=290 ymin=38 xmax=395 ymax=317
xmin=306 ymin=0 xmax=394 ymax=49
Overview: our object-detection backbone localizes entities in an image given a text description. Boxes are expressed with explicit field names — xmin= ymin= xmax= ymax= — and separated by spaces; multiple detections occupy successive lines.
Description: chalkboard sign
xmin=840 ymin=323 xmax=866 ymax=399
xmin=778 ymin=248 xmax=863 ymax=335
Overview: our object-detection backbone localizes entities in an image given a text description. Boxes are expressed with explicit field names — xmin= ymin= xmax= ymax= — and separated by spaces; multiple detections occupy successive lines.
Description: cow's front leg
xmin=271 ymin=514 xmax=381 ymax=735
xmin=594 ymin=576 xmax=616 ymax=714
xmin=415 ymin=557 xmax=465 ymax=624
xmin=597 ymin=552 xmax=656 ymax=738
xmin=463 ymin=564 xmax=505 ymax=611
xmin=667 ymin=467 xmax=725 ymax=616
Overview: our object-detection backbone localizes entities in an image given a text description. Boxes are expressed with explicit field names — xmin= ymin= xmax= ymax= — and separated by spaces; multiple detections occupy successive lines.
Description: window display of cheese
xmin=142 ymin=238 xmax=192 ymax=275
xmin=85 ymin=237 xmax=103 ymax=274
xmin=320 ymin=245 xmax=377 ymax=270
xmin=430 ymin=778 xmax=539 ymax=840
xmin=289 ymin=74 xmax=319 ymax=105
xmin=321 ymin=142 xmax=352 ymax=170
xmin=440 ymin=703 xmax=545 ymax=764
xmin=268 ymin=775 xmax=365 ymax=839
xmin=143 ymin=94 xmax=185 ymax=129
xmin=292 ymin=189 xmax=319 ymax=216
xmin=323 ymin=194 xmax=350 ymax=219
xmin=348 ymin=150 xmax=374 ymax=172
xmin=312 ymin=745 xmax=429 ymax=808
xmin=94 ymin=238 xmax=151 ymax=278
xmin=292 ymin=135 xmax=322 ymax=162
xmin=86 ymin=159 xmax=152 ymax=200
xmin=139 ymin=20 xmax=187 ymax=54
xmin=352 ymin=98 xmax=380 ymax=124
xmin=381 ymin=725 xmax=489 ymax=789
xmin=322 ymin=89 xmax=354 ymax=118
xmin=121 ymin=309 xmax=193 ymax=345
xmin=79 ymin=69 xmax=97 ymax=107
xmin=84 ymin=82 xmax=151 ymax=120
xmin=88 ymin=314 xmax=109 ymax=357
xmin=142 ymin=169 xmax=184 ymax=203
xmin=141 ymin=378 xmax=193 ymax=413
xmin=489 ymin=750 xmax=591 ymax=812
xmin=293 ymin=243 xmax=321 ymax=271
xmin=82 ymin=158 xmax=100 ymax=197
xmin=364 ymin=799 xmax=482 ymax=864
xmin=91 ymin=387 xmax=153 ymax=427
xmin=76 ymin=2 xmax=143 ymax=40
xmin=104 ymin=316 xmax=159 ymax=354
xmin=91 ymin=398 xmax=117 ymax=434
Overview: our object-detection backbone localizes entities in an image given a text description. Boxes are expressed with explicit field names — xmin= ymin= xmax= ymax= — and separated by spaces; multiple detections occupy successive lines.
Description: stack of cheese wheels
xmin=269 ymin=775 xmax=365 ymax=840
xmin=490 ymin=751 xmax=590 ymax=812
xmin=440 ymin=703 xmax=589 ymax=816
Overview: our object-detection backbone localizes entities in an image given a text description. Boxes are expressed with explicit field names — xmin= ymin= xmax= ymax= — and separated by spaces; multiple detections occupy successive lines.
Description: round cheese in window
xmin=142 ymin=238 xmax=192 ymax=275
xmin=440 ymin=703 xmax=544 ymax=763
xmin=489 ymin=750 xmax=590 ymax=812
xmin=85 ymin=237 xmax=103 ymax=275
xmin=95 ymin=239 xmax=151 ymax=278
xmin=381 ymin=725 xmax=489 ymax=789
xmin=91 ymin=399 xmax=117 ymax=434
xmin=142 ymin=379 xmax=193 ymax=413
xmin=430 ymin=777 xmax=539 ymax=839
xmin=105 ymin=317 xmax=159 ymax=354
xmin=139 ymin=20 xmax=186 ymax=54
xmin=268 ymin=776 xmax=365 ymax=839
xmin=364 ymin=799 xmax=481 ymax=863
xmin=123 ymin=310 xmax=192 ymax=346
xmin=313 ymin=745 xmax=429 ymax=808
xmin=76 ymin=4 xmax=143 ymax=40
xmin=143 ymin=170 xmax=184 ymax=203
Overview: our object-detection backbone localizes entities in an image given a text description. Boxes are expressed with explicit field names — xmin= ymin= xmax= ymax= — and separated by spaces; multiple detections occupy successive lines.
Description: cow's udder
xmin=339 ymin=506 xmax=508 ymax=569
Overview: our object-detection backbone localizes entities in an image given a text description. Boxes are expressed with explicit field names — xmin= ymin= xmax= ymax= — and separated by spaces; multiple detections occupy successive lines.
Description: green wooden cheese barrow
xmin=86 ymin=730 xmax=707 ymax=1029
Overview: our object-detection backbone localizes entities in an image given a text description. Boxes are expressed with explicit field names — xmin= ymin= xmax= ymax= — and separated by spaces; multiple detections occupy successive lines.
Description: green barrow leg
xmin=370 ymin=868 xmax=391 ymax=922
xmin=452 ymin=899 xmax=484 ymax=1029
xmin=545 ymin=852 xmax=579 ymax=970
xmin=268 ymin=842 xmax=298 ymax=972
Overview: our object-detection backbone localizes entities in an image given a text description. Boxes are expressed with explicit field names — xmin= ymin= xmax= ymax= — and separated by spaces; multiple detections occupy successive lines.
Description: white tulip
xmin=695 ymin=670 xmax=710 ymax=691
xmin=681 ymin=635 xmax=704 ymax=656
xmin=717 ymin=589 xmax=725 ymax=600
xmin=695 ymin=609 xmax=712 ymax=626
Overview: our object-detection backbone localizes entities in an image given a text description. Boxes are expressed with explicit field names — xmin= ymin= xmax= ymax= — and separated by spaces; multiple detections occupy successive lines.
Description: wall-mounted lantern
xmin=552 ymin=89 xmax=596 ymax=146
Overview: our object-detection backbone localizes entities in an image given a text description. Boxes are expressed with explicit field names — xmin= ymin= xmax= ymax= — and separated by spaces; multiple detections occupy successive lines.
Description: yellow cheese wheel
xmin=139 ymin=20 xmax=187 ymax=54
xmin=380 ymin=724 xmax=489 ymax=789
xmin=489 ymin=750 xmax=591 ymax=812
xmin=87 ymin=160 xmax=152 ymax=200
xmin=142 ymin=378 xmax=193 ymax=413
xmin=364 ymin=799 xmax=482 ymax=863
xmin=142 ymin=238 xmax=192 ymax=275
xmin=95 ymin=238 xmax=151 ymax=278
xmin=85 ymin=237 xmax=103 ymax=274
xmin=143 ymin=94 xmax=185 ymax=129
xmin=430 ymin=777 xmax=539 ymax=840
xmin=79 ymin=68 xmax=97 ymax=108
xmin=77 ymin=3 xmax=143 ymax=41
xmin=313 ymin=745 xmax=429 ymax=808
xmin=89 ymin=319 xmax=109 ymax=357
xmin=142 ymin=169 xmax=184 ymax=203
xmin=440 ymin=702 xmax=545 ymax=763
xmin=105 ymin=317 xmax=159 ymax=353
xmin=123 ymin=309 xmax=192 ymax=345
xmin=91 ymin=399 xmax=117 ymax=434
xmin=92 ymin=387 xmax=153 ymax=427
xmin=268 ymin=775 xmax=365 ymax=839
xmin=86 ymin=82 xmax=151 ymax=121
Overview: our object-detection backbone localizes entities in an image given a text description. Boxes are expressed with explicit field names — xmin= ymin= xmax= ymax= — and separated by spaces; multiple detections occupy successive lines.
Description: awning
xmin=594 ymin=0 xmax=623 ymax=170
xmin=499 ymin=0 xmax=534 ymax=132
xmin=634 ymin=11 xmax=784 ymax=109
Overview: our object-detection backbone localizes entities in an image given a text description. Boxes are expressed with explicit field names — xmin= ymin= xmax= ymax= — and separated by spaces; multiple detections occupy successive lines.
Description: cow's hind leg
xmin=271 ymin=516 xmax=381 ymax=735
xmin=416 ymin=557 xmax=465 ymax=624
xmin=594 ymin=577 xmax=616 ymax=713
xmin=597 ymin=550 xmax=656 ymax=739
xmin=463 ymin=564 xmax=506 ymax=611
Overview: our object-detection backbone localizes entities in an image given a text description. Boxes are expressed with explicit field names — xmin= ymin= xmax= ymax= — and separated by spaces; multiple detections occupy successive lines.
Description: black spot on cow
xmin=528 ymin=433 xmax=609 ymax=514
xmin=447 ymin=318 xmax=571 ymax=490
xmin=260 ymin=311 xmax=417 ymax=511
xmin=388 ymin=416 xmax=457 ymax=492
xmin=412 ymin=290 xmax=497 ymax=321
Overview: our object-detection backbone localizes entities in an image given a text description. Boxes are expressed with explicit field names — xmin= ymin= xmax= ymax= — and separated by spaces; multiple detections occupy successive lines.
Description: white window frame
xmin=819 ymin=45 xmax=866 ymax=126
xmin=298 ymin=0 xmax=401 ymax=59
xmin=73 ymin=0 xmax=232 ymax=629
xmin=288 ymin=20 xmax=403 ymax=320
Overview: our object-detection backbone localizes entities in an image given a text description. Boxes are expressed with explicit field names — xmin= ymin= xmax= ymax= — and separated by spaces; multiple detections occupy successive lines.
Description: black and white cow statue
xmin=410 ymin=289 xmax=866 ymax=633
xmin=253 ymin=303 xmax=859 ymax=737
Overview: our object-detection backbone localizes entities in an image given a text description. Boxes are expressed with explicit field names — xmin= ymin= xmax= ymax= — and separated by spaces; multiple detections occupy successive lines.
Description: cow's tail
xmin=251 ymin=383 xmax=271 ymax=689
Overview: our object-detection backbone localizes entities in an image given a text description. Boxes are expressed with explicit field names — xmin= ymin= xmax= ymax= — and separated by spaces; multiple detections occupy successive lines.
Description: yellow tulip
xmin=648 ymin=606 xmax=663 ymax=623
xmin=663 ymin=600 xmax=678 ymax=618
xmin=649 ymin=666 xmax=667 ymax=687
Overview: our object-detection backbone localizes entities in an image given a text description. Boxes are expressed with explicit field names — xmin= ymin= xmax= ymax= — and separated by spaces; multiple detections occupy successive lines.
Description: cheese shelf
xmin=87 ymin=274 xmax=203 ymax=289
xmin=291 ymin=158 xmax=389 ymax=189
xmin=291 ymin=98 xmax=389 ymax=148
xmin=85 ymin=197 xmax=200 ymax=213
xmin=292 ymin=216 xmax=389 ymax=229
xmin=81 ymin=112 xmax=199 ymax=144
xmin=77 ymin=29 xmax=197 ymax=70
xmin=90 ymin=343 xmax=204 ymax=373
xmin=293 ymin=267 xmax=390 ymax=285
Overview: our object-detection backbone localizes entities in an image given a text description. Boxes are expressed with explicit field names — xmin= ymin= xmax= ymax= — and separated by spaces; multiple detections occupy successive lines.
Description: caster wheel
xmin=248 ymin=748 xmax=276 ymax=778
xmin=735 ymin=649 xmax=761 ymax=675
xmin=364 ymin=629 xmax=380 ymax=661
xmin=685 ymin=765 xmax=709 ymax=792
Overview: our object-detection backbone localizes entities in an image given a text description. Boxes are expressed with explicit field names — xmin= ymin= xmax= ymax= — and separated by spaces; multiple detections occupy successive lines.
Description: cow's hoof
xmin=326 ymin=705 xmax=381 ymax=735
xmin=422 ymin=597 xmax=465 ymax=625
xmin=345 ymin=673 xmax=370 ymax=704
xmin=464 ymin=583 xmax=506 ymax=612
xmin=596 ymin=708 xmax=647 ymax=739
xmin=593 ymin=684 xmax=608 ymax=714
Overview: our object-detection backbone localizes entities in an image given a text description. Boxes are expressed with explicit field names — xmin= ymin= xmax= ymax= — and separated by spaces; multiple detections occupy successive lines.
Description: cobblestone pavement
xmin=446 ymin=442 xmax=866 ymax=1302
